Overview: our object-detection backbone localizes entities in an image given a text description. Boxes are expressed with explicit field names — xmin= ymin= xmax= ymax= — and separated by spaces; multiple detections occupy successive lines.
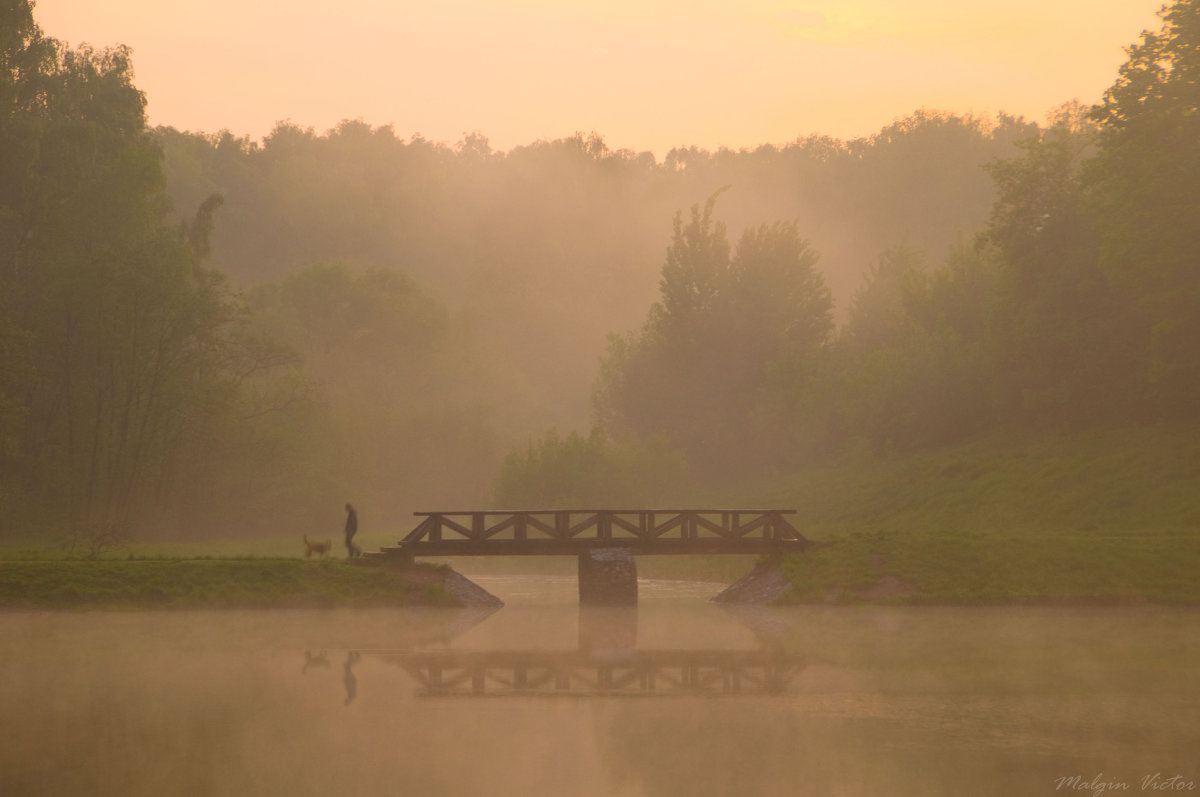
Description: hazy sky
xmin=33 ymin=0 xmax=1163 ymax=155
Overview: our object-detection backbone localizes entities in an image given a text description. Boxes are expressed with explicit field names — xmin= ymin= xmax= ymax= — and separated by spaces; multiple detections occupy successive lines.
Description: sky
xmin=32 ymin=0 xmax=1164 ymax=155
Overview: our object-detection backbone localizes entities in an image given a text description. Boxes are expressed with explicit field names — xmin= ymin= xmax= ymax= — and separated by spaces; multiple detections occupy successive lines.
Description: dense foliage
xmin=1089 ymin=0 xmax=1200 ymax=416
xmin=3 ymin=0 xmax=1197 ymax=538
xmin=593 ymin=191 xmax=834 ymax=474
xmin=155 ymin=111 xmax=1032 ymax=435
xmin=500 ymin=1 xmax=1200 ymax=503
xmin=0 ymin=2 xmax=301 ymax=542
xmin=152 ymin=72 xmax=1033 ymax=517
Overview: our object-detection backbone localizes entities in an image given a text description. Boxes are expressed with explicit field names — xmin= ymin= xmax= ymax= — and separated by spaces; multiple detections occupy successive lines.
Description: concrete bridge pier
xmin=577 ymin=548 xmax=638 ymax=606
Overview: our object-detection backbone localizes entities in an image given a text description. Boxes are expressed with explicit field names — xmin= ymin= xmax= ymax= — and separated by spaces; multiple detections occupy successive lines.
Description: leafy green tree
xmin=0 ymin=2 xmax=297 ymax=541
xmin=1089 ymin=0 xmax=1200 ymax=416
xmin=593 ymin=191 xmax=733 ymax=452
xmin=595 ymin=194 xmax=834 ymax=475
xmin=1 ymin=8 xmax=159 ymax=533
xmin=830 ymin=242 xmax=998 ymax=453
xmin=727 ymin=220 xmax=833 ymax=383
xmin=247 ymin=260 xmax=446 ymax=367
xmin=654 ymin=187 xmax=732 ymax=334
xmin=246 ymin=260 xmax=506 ymax=525
xmin=984 ymin=111 xmax=1141 ymax=426
xmin=156 ymin=110 xmax=1025 ymax=451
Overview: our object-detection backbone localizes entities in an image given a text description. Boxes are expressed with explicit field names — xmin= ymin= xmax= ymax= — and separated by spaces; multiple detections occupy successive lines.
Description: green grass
xmin=6 ymin=422 xmax=1197 ymax=606
xmin=0 ymin=558 xmax=456 ymax=610
xmin=776 ymin=529 xmax=1200 ymax=604
xmin=754 ymin=421 xmax=1200 ymax=604
xmin=0 ymin=531 xmax=407 ymax=563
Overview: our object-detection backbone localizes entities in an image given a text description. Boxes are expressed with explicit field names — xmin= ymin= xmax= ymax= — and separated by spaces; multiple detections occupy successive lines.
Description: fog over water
xmin=2 ymin=577 xmax=1197 ymax=796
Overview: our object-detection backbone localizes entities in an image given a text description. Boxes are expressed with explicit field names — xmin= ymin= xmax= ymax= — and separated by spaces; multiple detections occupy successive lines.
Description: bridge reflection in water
xmin=378 ymin=647 xmax=805 ymax=698
xmin=351 ymin=606 xmax=805 ymax=699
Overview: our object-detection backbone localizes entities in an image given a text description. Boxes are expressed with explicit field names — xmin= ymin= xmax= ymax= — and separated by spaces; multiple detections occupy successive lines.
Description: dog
xmin=303 ymin=535 xmax=332 ymax=559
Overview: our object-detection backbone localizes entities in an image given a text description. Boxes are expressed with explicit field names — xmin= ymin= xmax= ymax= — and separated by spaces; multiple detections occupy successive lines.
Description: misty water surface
xmin=1 ymin=576 xmax=1197 ymax=796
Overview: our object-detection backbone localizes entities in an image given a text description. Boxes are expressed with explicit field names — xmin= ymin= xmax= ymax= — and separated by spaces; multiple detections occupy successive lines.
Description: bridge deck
xmin=379 ymin=509 xmax=808 ymax=557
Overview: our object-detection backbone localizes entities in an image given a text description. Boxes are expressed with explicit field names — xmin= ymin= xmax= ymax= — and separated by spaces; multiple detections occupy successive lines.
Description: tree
xmin=830 ymin=244 xmax=997 ymax=452
xmin=0 ymin=3 xmax=295 ymax=541
xmin=1088 ymin=0 xmax=1200 ymax=416
xmin=727 ymin=220 xmax=832 ymax=381
xmin=594 ymin=194 xmax=834 ymax=475
xmin=983 ymin=111 xmax=1141 ymax=426
xmin=244 ymin=260 xmax=511 ymax=527
xmin=593 ymin=190 xmax=733 ymax=451
xmin=654 ymin=187 xmax=732 ymax=336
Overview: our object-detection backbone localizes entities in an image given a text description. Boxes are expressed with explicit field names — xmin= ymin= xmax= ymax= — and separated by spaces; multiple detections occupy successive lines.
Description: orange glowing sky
xmin=33 ymin=0 xmax=1164 ymax=154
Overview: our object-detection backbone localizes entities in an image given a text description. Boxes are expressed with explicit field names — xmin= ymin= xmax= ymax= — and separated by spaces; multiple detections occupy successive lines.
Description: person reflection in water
xmin=344 ymin=651 xmax=360 ymax=706
xmin=344 ymin=503 xmax=361 ymax=558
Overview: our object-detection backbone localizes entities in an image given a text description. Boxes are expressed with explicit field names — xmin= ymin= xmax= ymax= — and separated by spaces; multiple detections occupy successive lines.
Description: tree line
xmin=149 ymin=88 xmax=1035 ymax=524
xmin=497 ymin=1 xmax=1200 ymax=506
xmin=4 ymin=0 xmax=1195 ymax=540
xmin=154 ymin=106 xmax=1034 ymax=434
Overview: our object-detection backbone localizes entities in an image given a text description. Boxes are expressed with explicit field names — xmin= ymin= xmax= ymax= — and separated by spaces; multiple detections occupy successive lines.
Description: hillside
xmin=752 ymin=422 xmax=1200 ymax=602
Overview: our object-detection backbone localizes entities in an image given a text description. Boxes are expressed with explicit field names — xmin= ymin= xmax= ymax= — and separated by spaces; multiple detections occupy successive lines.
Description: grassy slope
xmin=753 ymin=422 xmax=1200 ymax=603
xmin=0 ymin=558 xmax=455 ymax=610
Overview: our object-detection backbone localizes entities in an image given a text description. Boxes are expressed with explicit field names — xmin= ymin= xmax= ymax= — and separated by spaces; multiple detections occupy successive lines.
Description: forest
xmin=2 ymin=0 xmax=1198 ymax=544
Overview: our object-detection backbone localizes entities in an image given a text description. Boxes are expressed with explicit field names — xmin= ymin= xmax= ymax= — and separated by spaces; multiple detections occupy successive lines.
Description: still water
xmin=1 ymin=575 xmax=1197 ymax=797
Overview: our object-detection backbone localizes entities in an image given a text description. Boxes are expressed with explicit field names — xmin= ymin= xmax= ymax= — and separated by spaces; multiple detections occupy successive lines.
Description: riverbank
xmin=765 ymin=528 xmax=1200 ymax=604
xmin=5 ymin=423 xmax=1197 ymax=608
xmin=754 ymin=422 xmax=1200 ymax=605
xmin=0 ymin=558 xmax=486 ymax=610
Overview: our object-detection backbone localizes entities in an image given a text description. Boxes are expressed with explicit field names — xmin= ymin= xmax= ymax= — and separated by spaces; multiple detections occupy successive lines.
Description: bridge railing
xmin=400 ymin=510 xmax=805 ymax=546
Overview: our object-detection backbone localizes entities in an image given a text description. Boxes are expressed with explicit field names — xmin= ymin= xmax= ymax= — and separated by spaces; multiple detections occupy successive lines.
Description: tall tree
xmin=0 ymin=2 xmax=280 ymax=540
xmin=1089 ymin=0 xmax=1200 ymax=416
xmin=984 ymin=110 xmax=1140 ymax=426
xmin=594 ymin=194 xmax=833 ymax=475
xmin=593 ymin=190 xmax=733 ymax=452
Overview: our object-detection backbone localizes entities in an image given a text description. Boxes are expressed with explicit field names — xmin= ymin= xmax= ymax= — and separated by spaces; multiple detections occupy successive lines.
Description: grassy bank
xmin=0 ymin=532 xmax=407 ymax=562
xmin=757 ymin=422 xmax=1200 ymax=604
xmin=0 ymin=558 xmax=456 ymax=610
xmin=5 ymin=423 xmax=1197 ymax=607
xmin=776 ymin=529 xmax=1200 ymax=604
